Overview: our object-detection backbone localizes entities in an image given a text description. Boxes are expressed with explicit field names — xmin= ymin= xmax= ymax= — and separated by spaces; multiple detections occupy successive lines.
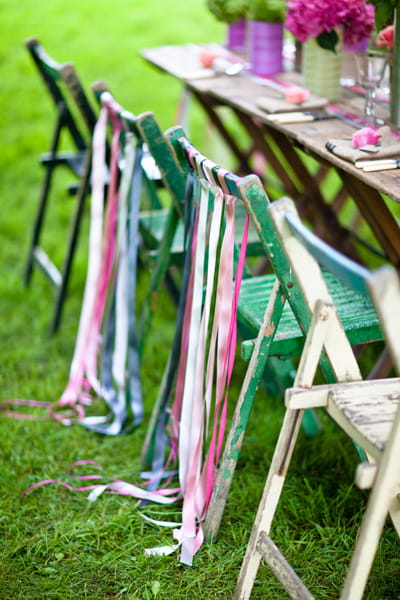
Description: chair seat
xmin=239 ymin=270 xmax=382 ymax=360
xmin=140 ymin=208 xmax=183 ymax=251
xmin=39 ymin=149 xmax=88 ymax=178
xmin=327 ymin=378 xmax=400 ymax=459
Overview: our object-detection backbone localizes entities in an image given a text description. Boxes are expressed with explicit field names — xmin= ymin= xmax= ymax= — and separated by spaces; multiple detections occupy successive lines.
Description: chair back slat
xmin=60 ymin=64 xmax=98 ymax=133
xmin=368 ymin=266 xmax=400 ymax=375
xmin=25 ymin=37 xmax=96 ymax=150
xmin=269 ymin=196 xmax=363 ymax=382
xmin=284 ymin=210 xmax=371 ymax=297
xmin=166 ymin=126 xmax=241 ymax=195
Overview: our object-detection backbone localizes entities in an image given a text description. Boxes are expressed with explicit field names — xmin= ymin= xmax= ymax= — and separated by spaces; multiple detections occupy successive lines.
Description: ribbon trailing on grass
xmin=141 ymin=158 xmax=249 ymax=564
xmin=16 ymin=96 xmax=250 ymax=564
xmin=1 ymin=96 xmax=144 ymax=433
xmin=23 ymin=144 xmax=249 ymax=565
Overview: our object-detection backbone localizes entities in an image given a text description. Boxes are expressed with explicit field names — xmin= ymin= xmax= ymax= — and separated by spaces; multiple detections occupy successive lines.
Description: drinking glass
xmin=355 ymin=50 xmax=388 ymax=125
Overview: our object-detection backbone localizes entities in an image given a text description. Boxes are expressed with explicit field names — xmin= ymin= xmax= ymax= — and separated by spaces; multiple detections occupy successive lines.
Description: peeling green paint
xmin=223 ymin=468 xmax=232 ymax=479
xmin=229 ymin=449 xmax=241 ymax=462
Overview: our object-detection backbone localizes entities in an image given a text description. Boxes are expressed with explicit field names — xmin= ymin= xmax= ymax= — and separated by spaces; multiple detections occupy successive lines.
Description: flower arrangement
xmin=247 ymin=0 xmax=287 ymax=23
xmin=206 ymin=0 xmax=248 ymax=24
xmin=369 ymin=1 xmax=400 ymax=126
xmin=285 ymin=0 xmax=376 ymax=53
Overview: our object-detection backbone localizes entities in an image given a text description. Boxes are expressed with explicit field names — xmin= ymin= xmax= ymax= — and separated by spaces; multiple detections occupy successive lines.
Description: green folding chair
xmin=143 ymin=130 xmax=383 ymax=545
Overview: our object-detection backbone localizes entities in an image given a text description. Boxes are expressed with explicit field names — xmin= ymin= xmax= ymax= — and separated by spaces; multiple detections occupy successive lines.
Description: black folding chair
xmin=24 ymin=37 xmax=98 ymax=333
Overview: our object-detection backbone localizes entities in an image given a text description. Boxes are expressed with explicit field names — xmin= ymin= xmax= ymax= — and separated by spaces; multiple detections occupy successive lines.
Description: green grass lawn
xmin=0 ymin=1 xmax=399 ymax=598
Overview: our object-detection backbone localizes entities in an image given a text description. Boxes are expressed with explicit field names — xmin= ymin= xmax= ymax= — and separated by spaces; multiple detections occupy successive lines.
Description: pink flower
xmin=198 ymin=50 xmax=220 ymax=68
xmin=352 ymin=127 xmax=382 ymax=149
xmin=376 ymin=25 xmax=395 ymax=49
xmin=343 ymin=3 xmax=376 ymax=47
xmin=285 ymin=85 xmax=310 ymax=104
xmin=285 ymin=0 xmax=375 ymax=49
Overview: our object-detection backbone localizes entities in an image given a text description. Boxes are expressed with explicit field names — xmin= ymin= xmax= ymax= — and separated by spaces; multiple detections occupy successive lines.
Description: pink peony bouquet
xmin=285 ymin=0 xmax=375 ymax=53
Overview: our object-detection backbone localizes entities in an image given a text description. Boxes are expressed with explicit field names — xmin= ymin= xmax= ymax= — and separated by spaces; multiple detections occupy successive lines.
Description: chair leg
xmin=24 ymin=164 xmax=55 ymax=285
xmin=367 ymin=346 xmax=393 ymax=380
xmin=49 ymin=150 xmax=92 ymax=334
xmin=233 ymin=407 xmax=304 ymax=600
xmin=340 ymin=410 xmax=400 ymax=600
xmin=235 ymin=302 xmax=336 ymax=599
xmin=204 ymin=338 xmax=271 ymax=541
xmin=25 ymin=111 xmax=65 ymax=285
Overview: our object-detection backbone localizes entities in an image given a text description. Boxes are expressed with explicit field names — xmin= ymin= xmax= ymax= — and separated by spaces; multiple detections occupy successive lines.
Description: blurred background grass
xmin=0 ymin=1 xmax=399 ymax=598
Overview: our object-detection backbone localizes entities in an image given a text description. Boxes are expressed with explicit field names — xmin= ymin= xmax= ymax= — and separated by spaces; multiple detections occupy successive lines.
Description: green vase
xmin=391 ymin=7 xmax=400 ymax=126
xmin=302 ymin=33 xmax=343 ymax=101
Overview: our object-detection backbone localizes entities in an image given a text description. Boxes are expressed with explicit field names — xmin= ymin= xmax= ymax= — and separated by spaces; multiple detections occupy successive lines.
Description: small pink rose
xmin=376 ymin=25 xmax=394 ymax=49
xmin=198 ymin=50 xmax=219 ymax=68
xmin=285 ymin=85 xmax=310 ymax=104
xmin=352 ymin=127 xmax=382 ymax=149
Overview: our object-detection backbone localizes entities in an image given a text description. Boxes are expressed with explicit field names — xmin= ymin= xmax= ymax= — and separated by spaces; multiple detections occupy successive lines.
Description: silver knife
xmin=325 ymin=104 xmax=385 ymax=129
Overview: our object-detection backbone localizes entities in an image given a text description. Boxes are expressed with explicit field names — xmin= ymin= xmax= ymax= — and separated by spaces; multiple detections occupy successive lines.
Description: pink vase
xmin=249 ymin=21 xmax=283 ymax=77
xmin=226 ymin=19 xmax=246 ymax=53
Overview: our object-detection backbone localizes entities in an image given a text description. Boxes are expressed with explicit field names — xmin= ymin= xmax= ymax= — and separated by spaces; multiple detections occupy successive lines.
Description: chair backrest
xmin=166 ymin=125 xmax=275 ymax=265
xmin=91 ymin=81 xmax=186 ymax=207
xmin=269 ymin=196 xmax=390 ymax=380
xmin=91 ymin=83 xmax=188 ymax=345
xmin=25 ymin=37 xmax=97 ymax=150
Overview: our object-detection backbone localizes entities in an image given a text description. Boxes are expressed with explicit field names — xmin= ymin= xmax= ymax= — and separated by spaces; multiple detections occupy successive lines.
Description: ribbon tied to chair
xmin=51 ymin=95 xmax=144 ymax=434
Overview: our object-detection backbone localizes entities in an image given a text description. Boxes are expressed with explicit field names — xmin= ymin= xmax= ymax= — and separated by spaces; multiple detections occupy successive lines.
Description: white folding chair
xmin=235 ymin=196 xmax=400 ymax=600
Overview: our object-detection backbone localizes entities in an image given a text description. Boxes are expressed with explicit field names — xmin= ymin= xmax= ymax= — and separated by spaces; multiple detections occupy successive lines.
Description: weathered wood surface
xmin=329 ymin=381 xmax=400 ymax=456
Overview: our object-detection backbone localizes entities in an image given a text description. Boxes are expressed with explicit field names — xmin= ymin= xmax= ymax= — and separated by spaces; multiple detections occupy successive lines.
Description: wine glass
xmin=355 ymin=50 xmax=388 ymax=126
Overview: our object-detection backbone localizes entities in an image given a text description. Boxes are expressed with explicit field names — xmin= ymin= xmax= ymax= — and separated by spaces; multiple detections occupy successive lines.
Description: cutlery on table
xmin=265 ymin=111 xmax=331 ymax=124
xmin=354 ymin=157 xmax=400 ymax=172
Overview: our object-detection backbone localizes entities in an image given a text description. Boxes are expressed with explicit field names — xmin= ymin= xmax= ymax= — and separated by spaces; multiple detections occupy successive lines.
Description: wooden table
xmin=141 ymin=44 xmax=400 ymax=268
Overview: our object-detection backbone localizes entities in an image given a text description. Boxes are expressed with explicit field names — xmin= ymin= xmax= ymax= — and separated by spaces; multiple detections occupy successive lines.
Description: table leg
xmin=339 ymin=171 xmax=400 ymax=269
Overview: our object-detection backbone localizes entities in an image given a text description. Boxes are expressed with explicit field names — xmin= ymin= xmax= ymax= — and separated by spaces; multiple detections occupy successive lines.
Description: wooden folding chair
xmin=24 ymin=37 xmax=98 ymax=333
xmin=141 ymin=130 xmax=383 ymax=539
xmin=234 ymin=196 xmax=400 ymax=600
